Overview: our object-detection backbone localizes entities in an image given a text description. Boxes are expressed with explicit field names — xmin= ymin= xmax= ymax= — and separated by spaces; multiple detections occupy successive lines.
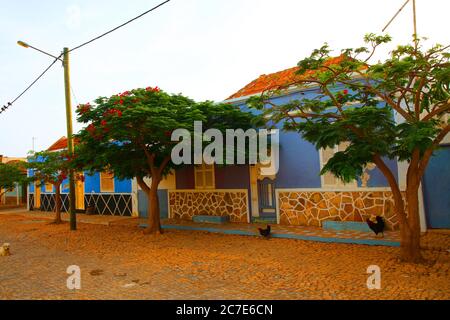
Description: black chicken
xmin=366 ymin=216 xmax=385 ymax=237
xmin=258 ymin=225 xmax=271 ymax=239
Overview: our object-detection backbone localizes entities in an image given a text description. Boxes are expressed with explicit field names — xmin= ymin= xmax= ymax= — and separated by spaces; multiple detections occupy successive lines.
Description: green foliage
xmin=0 ymin=162 xmax=27 ymax=193
xmin=74 ymin=87 xmax=258 ymax=181
xmin=27 ymin=150 xmax=72 ymax=186
xmin=249 ymin=34 xmax=450 ymax=183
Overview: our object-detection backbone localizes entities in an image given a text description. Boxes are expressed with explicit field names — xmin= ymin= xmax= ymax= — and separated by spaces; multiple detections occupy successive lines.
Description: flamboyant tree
xmin=74 ymin=87 xmax=257 ymax=234
xmin=27 ymin=150 xmax=83 ymax=224
xmin=249 ymin=34 xmax=450 ymax=262
xmin=0 ymin=162 xmax=27 ymax=201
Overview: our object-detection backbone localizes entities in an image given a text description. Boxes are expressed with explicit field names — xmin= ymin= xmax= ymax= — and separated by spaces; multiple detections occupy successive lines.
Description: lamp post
xmin=18 ymin=41 xmax=77 ymax=230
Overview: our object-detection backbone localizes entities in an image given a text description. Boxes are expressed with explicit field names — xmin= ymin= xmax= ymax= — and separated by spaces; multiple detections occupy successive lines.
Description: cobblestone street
xmin=0 ymin=213 xmax=449 ymax=300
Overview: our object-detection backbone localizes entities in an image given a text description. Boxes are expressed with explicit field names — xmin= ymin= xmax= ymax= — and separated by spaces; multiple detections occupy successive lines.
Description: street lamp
xmin=18 ymin=41 xmax=77 ymax=231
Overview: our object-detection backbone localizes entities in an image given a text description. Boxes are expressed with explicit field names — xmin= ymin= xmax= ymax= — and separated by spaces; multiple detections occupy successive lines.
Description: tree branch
xmin=372 ymin=154 xmax=407 ymax=224
xmin=422 ymin=102 xmax=450 ymax=121
xmin=417 ymin=124 xmax=450 ymax=178
xmin=136 ymin=176 xmax=150 ymax=194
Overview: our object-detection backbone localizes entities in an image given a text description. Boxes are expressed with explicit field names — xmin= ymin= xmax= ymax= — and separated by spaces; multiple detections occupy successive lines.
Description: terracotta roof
xmin=226 ymin=56 xmax=345 ymax=100
xmin=47 ymin=136 xmax=79 ymax=151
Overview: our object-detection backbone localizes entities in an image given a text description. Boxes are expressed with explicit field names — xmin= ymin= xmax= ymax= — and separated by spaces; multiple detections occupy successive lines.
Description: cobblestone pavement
xmin=0 ymin=213 xmax=449 ymax=300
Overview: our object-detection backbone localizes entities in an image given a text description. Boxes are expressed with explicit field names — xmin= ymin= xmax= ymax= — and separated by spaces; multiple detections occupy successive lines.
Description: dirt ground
xmin=0 ymin=214 xmax=449 ymax=300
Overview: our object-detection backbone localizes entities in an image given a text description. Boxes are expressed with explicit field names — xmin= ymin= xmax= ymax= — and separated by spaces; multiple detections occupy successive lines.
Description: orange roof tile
xmin=47 ymin=136 xmax=79 ymax=151
xmin=226 ymin=56 xmax=345 ymax=100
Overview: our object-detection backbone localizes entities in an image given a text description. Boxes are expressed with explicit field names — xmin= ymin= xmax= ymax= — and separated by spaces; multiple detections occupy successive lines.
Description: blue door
xmin=138 ymin=189 xmax=169 ymax=219
xmin=422 ymin=145 xmax=450 ymax=229
xmin=257 ymin=178 xmax=276 ymax=218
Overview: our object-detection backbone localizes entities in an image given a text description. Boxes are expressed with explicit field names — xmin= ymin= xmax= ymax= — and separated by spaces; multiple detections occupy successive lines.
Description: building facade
xmin=28 ymin=66 xmax=449 ymax=230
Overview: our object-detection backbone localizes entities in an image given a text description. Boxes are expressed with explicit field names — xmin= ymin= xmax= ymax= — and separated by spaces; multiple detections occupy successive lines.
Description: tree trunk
xmin=143 ymin=177 xmax=162 ymax=234
xmin=54 ymin=185 xmax=62 ymax=224
xmin=373 ymin=154 xmax=424 ymax=263
xmin=400 ymin=174 xmax=424 ymax=263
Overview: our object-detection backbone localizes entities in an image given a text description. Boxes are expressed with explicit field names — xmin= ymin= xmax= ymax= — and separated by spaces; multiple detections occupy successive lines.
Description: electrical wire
xmin=1 ymin=0 xmax=170 ymax=114
xmin=0 ymin=55 xmax=62 ymax=114
xmin=69 ymin=0 xmax=171 ymax=53
xmin=70 ymin=85 xmax=79 ymax=106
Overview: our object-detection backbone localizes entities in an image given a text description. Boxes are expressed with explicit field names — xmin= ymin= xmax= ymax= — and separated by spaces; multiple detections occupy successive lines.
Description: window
xmin=100 ymin=171 xmax=114 ymax=192
xmin=320 ymin=142 xmax=356 ymax=188
xmin=194 ymin=163 xmax=215 ymax=189
xmin=45 ymin=182 xmax=53 ymax=193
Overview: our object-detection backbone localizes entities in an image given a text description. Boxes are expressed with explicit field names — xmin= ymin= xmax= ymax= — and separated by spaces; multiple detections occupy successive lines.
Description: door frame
xmin=34 ymin=181 xmax=41 ymax=209
xmin=257 ymin=178 xmax=276 ymax=217
xmin=75 ymin=178 xmax=85 ymax=210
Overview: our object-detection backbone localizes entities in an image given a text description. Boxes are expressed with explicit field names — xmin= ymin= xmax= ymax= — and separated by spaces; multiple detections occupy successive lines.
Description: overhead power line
xmin=69 ymin=0 xmax=171 ymax=52
xmin=1 ymin=0 xmax=171 ymax=115
xmin=1 ymin=55 xmax=62 ymax=114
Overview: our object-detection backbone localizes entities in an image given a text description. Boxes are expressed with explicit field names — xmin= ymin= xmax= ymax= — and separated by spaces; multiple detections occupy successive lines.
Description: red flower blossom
xmin=87 ymin=123 xmax=95 ymax=132
xmin=101 ymin=120 xmax=107 ymax=127
xmin=119 ymin=91 xmax=131 ymax=97
xmin=77 ymin=103 xmax=91 ymax=115
xmin=343 ymin=89 xmax=349 ymax=95
xmin=146 ymin=86 xmax=161 ymax=92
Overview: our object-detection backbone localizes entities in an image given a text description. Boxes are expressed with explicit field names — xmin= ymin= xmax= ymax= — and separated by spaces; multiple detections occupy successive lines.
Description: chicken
xmin=258 ymin=225 xmax=271 ymax=239
xmin=366 ymin=216 xmax=385 ymax=237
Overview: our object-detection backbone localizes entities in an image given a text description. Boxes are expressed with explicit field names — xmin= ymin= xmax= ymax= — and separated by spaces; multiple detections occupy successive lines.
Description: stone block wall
xmin=169 ymin=190 xmax=249 ymax=223
xmin=278 ymin=190 xmax=403 ymax=230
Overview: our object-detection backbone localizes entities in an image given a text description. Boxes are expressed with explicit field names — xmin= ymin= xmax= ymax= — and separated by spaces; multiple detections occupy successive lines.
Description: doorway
xmin=257 ymin=178 xmax=276 ymax=219
xmin=75 ymin=178 xmax=85 ymax=210
xmin=34 ymin=182 xmax=41 ymax=209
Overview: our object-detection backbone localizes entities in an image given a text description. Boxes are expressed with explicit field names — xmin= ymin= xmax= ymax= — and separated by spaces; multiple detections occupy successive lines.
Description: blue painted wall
xmin=29 ymin=168 xmax=132 ymax=195
xmin=172 ymin=84 xmax=399 ymax=192
xmin=275 ymin=131 xmax=322 ymax=188
xmin=84 ymin=172 xmax=132 ymax=194
xmin=138 ymin=189 xmax=168 ymax=219
xmin=234 ymin=84 xmax=398 ymax=188
xmin=422 ymin=145 xmax=450 ymax=229
xmin=28 ymin=169 xmax=35 ymax=192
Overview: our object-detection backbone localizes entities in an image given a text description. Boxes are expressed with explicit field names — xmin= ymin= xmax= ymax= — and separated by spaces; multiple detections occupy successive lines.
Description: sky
xmin=0 ymin=0 xmax=449 ymax=157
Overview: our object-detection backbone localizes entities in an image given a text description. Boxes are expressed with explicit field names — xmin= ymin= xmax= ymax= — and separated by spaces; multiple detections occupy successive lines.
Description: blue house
xmin=28 ymin=63 xmax=450 ymax=230
xmin=28 ymin=137 xmax=134 ymax=216
xmin=168 ymin=63 xmax=449 ymax=230
xmin=169 ymin=66 xmax=403 ymax=230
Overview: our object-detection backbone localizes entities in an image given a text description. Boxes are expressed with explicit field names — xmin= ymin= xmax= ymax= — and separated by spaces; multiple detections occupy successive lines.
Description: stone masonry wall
xmin=278 ymin=190 xmax=403 ymax=230
xmin=169 ymin=191 xmax=248 ymax=223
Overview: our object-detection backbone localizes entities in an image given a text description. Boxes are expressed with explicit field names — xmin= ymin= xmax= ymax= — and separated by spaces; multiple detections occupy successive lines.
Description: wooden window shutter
xmin=100 ymin=171 xmax=114 ymax=192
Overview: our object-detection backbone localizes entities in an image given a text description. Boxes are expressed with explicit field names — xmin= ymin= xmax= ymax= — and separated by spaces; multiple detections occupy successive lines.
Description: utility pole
xmin=32 ymin=137 xmax=36 ymax=152
xmin=18 ymin=41 xmax=77 ymax=231
xmin=412 ymin=0 xmax=418 ymax=49
xmin=63 ymin=47 xmax=77 ymax=231
xmin=382 ymin=0 xmax=418 ymax=48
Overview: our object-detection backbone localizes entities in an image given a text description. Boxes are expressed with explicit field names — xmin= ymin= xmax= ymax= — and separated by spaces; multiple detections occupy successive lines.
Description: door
xmin=257 ymin=178 xmax=276 ymax=218
xmin=34 ymin=182 xmax=41 ymax=209
xmin=138 ymin=190 xmax=169 ymax=219
xmin=75 ymin=179 xmax=85 ymax=210
xmin=422 ymin=145 xmax=450 ymax=229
